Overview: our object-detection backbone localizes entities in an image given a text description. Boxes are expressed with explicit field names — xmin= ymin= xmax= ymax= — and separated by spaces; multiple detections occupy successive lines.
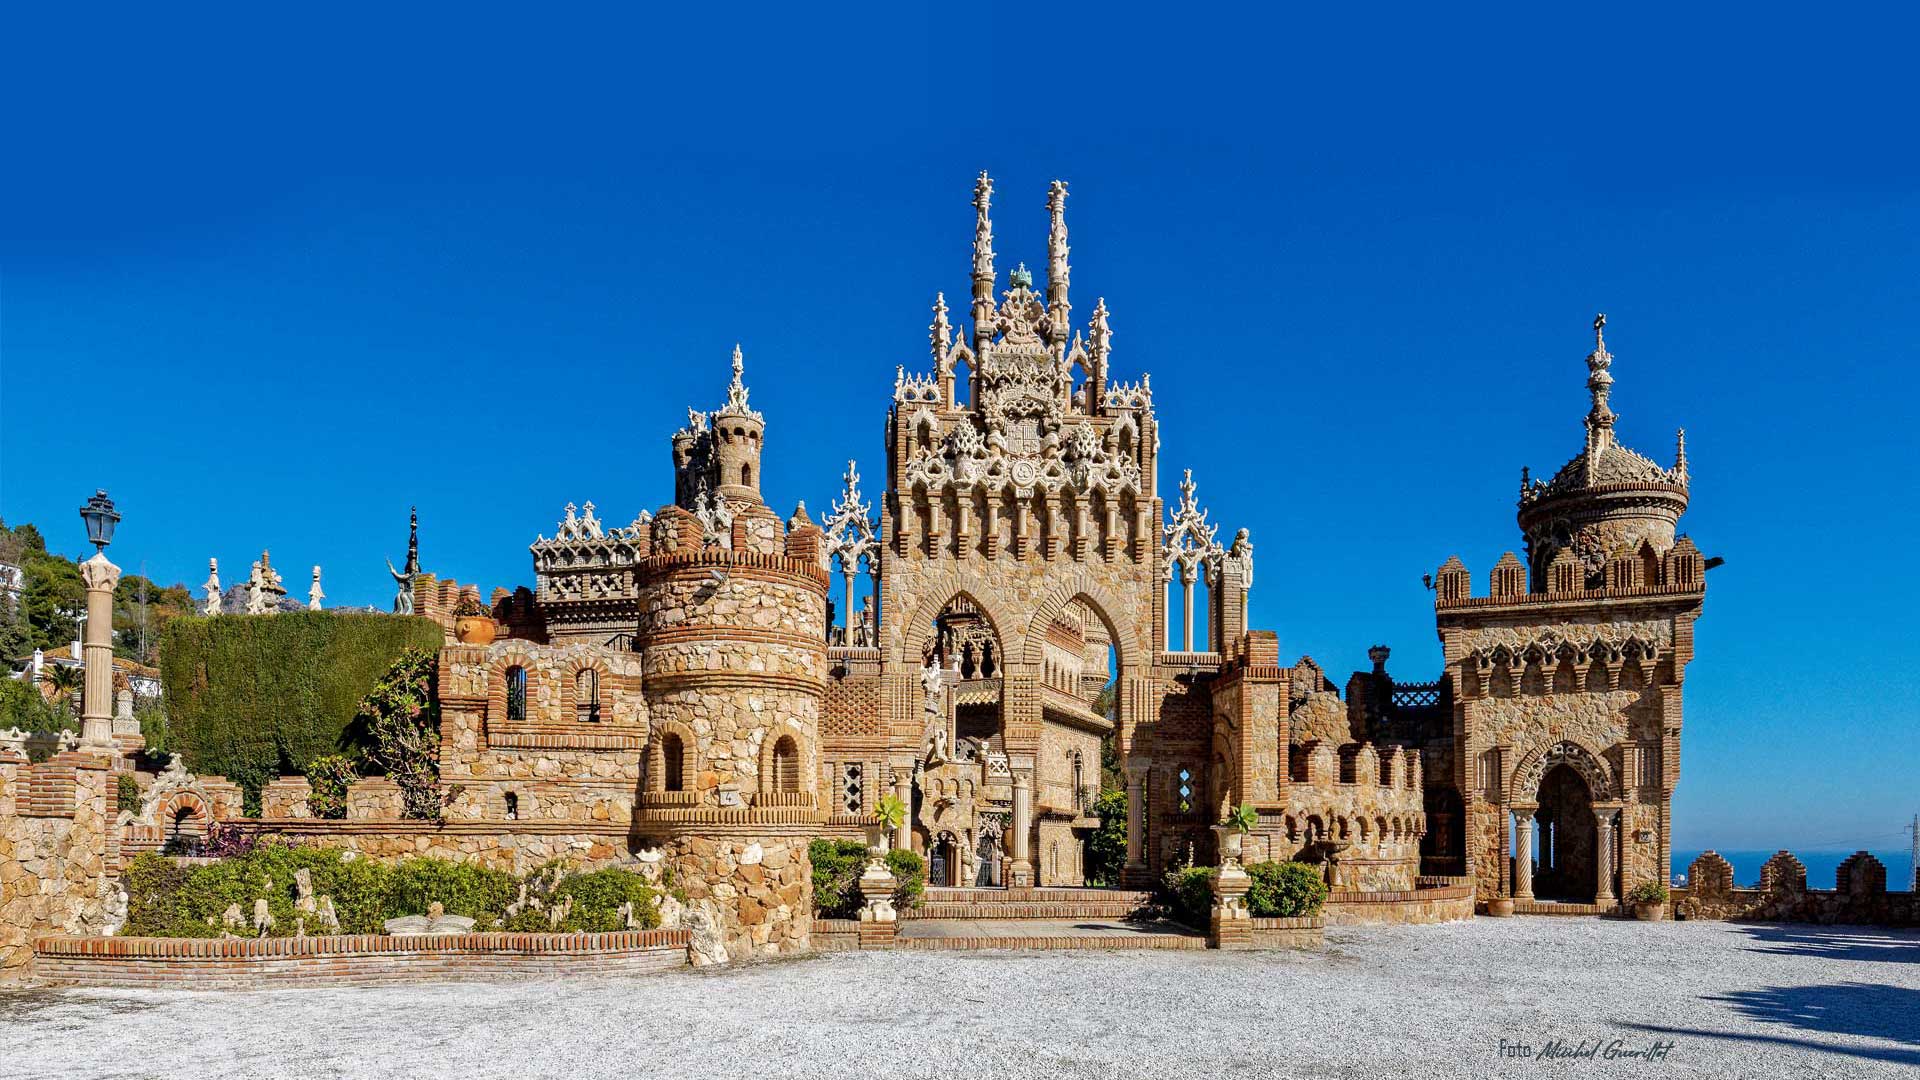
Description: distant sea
xmin=1671 ymin=849 xmax=1914 ymax=890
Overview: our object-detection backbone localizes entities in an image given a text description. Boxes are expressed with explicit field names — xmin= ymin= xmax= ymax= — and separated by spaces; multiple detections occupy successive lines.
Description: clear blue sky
xmin=3 ymin=4 xmax=1915 ymax=852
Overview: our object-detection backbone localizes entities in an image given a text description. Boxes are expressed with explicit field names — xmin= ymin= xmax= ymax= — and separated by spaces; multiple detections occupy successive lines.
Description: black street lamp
xmin=79 ymin=489 xmax=120 ymax=552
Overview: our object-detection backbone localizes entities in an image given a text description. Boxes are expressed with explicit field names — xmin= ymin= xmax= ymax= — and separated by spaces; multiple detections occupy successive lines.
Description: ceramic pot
xmin=455 ymin=616 xmax=497 ymax=645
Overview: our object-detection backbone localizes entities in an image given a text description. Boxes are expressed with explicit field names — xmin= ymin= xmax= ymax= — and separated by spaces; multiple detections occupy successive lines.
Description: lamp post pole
xmin=77 ymin=491 xmax=122 ymax=749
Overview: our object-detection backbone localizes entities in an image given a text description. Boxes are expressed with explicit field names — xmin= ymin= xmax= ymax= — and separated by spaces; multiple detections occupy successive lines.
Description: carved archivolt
xmin=1510 ymin=739 xmax=1615 ymax=803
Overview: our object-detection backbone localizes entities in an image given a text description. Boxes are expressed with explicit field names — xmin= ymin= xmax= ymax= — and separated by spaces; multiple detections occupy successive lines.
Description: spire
xmin=930 ymin=292 xmax=952 ymax=370
xmin=1584 ymin=313 xmax=1616 ymax=456
xmin=1088 ymin=297 xmax=1111 ymax=367
xmin=1674 ymin=427 xmax=1689 ymax=485
xmin=971 ymin=171 xmax=995 ymax=352
xmin=1046 ymin=179 xmax=1070 ymax=323
xmin=715 ymin=343 xmax=762 ymax=421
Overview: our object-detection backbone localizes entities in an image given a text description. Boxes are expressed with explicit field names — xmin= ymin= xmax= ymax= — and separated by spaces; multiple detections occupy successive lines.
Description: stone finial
xmin=971 ymin=170 xmax=995 ymax=298
xmin=1088 ymin=297 xmax=1111 ymax=367
xmin=308 ymin=566 xmax=324 ymax=611
xmin=1046 ymin=179 xmax=1070 ymax=319
xmin=714 ymin=344 xmax=762 ymax=422
xmin=1583 ymin=312 xmax=1617 ymax=456
xmin=202 ymin=558 xmax=223 ymax=615
xmin=930 ymin=292 xmax=952 ymax=371
xmin=1674 ymin=427 xmax=1689 ymax=485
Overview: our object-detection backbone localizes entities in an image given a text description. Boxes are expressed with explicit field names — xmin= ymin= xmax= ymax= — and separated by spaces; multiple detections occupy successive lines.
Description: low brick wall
xmin=1324 ymin=883 xmax=1476 ymax=926
xmin=1249 ymin=916 xmax=1324 ymax=949
xmin=33 ymin=930 xmax=690 ymax=988
xmin=813 ymin=919 xmax=860 ymax=952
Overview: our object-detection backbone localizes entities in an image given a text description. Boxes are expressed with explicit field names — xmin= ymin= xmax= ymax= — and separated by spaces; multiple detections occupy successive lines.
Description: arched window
xmin=662 ymin=733 xmax=685 ymax=792
xmin=505 ymin=666 xmax=527 ymax=723
xmin=575 ymin=668 xmax=600 ymax=723
xmin=772 ymin=735 xmax=799 ymax=792
xmin=741 ymin=463 xmax=752 ymax=487
xmin=1071 ymin=751 xmax=1086 ymax=811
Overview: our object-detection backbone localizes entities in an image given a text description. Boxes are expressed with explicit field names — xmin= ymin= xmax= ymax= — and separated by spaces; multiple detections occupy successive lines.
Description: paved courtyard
xmin=1 ymin=918 xmax=1915 ymax=1080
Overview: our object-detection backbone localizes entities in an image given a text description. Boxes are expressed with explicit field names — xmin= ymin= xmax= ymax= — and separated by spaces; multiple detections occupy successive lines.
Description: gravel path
xmin=2 ymin=918 xmax=1915 ymax=1079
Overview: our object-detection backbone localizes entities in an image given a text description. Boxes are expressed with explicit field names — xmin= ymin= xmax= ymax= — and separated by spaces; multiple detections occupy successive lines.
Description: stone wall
xmin=658 ymin=832 xmax=811 ymax=959
xmin=1675 ymin=850 xmax=1918 ymax=927
xmin=32 ymin=930 xmax=690 ymax=988
xmin=0 ymin=743 xmax=117 ymax=976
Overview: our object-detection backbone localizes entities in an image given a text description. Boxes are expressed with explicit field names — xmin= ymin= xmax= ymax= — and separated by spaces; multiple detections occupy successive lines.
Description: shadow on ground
xmin=1622 ymin=981 xmax=1920 ymax=1069
xmin=1733 ymin=924 xmax=1920 ymax=965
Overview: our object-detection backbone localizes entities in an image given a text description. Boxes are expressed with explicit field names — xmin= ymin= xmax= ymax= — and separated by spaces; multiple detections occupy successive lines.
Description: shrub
xmin=1085 ymin=788 xmax=1128 ymax=886
xmin=157 ymin=612 xmax=444 ymax=807
xmin=345 ymin=648 xmax=446 ymax=820
xmin=304 ymin=754 xmax=358 ymax=820
xmin=547 ymin=868 xmax=663 ymax=932
xmin=1626 ymin=881 xmax=1669 ymax=905
xmin=384 ymin=857 xmax=519 ymax=920
xmin=116 ymin=774 xmax=142 ymax=815
xmin=1162 ymin=865 xmax=1216 ymax=925
xmin=1244 ymin=861 xmax=1329 ymax=918
xmin=808 ymin=838 xmax=926 ymax=918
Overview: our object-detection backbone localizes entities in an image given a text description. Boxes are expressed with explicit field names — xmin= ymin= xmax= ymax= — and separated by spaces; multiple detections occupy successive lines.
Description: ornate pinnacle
xmin=1674 ymin=428 xmax=1689 ymax=484
xmin=1046 ymin=179 xmax=1070 ymax=319
xmin=716 ymin=343 xmax=761 ymax=421
xmin=1089 ymin=297 xmax=1111 ymax=365
xmin=930 ymin=292 xmax=952 ymax=369
xmin=404 ymin=505 xmax=419 ymax=575
xmin=1584 ymin=313 xmax=1616 ymax=453
xmin=971 ymin=171 xmax=995 ymax=301
xmin=1009 ymin=262 xmax=1033 ymax=290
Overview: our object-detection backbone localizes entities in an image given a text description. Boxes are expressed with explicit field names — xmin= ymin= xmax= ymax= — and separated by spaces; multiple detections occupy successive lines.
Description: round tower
xmin=711 ymin=344 xmax=765 ymax=502
xmin=632 ymin=508 xmax=828 ymax=959
xmin=1517 ymin=315 xmax=1689 ymax=587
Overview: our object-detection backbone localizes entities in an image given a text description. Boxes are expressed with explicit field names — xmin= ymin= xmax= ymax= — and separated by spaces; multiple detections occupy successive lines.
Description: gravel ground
xmin=2 ymin=918 xmax=1915 ymax=1080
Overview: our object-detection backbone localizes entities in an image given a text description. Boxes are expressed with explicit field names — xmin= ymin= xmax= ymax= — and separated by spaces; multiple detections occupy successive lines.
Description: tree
xmin=20 ymin=554 xmax=84 ymax=652
xmin=0 ymin=678 xmax=58 ymax=732
xmin=344 ymin=647 xmax=446 ymax=820
xmin=41 ymin=664 xmax=84 ymax=718
xmin=1085 ymin=788 xmax=1129 ymax=886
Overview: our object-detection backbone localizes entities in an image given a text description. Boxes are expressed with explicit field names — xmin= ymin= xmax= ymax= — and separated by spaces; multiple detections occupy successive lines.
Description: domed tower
xmin=1517 ymin=315 xmax=1690 ymax=589
xmin=634 ymin=348 xmax=828 ymax=960
xmin=711 ymin=344 xmax=765 ymax=502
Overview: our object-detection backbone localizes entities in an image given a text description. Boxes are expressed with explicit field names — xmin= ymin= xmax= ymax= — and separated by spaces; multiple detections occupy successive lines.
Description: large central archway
xmin=1533 ymin=764 xmax=1596 ymax=901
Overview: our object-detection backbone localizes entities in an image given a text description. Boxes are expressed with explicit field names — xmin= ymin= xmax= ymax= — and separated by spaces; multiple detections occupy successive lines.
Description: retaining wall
xmin=33 ymin=930 xmax=690 ymax=988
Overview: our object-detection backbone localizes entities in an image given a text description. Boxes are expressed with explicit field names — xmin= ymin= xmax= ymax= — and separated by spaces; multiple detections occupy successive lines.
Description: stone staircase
xmin=904 ymin=886 xmax=1157 ymax=921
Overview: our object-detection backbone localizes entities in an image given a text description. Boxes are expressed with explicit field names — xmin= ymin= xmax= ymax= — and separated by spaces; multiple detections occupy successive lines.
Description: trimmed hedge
xmin=156 ymin=612 xmax=445 ymax=808
xmin=121 ymin=844 xmax=662 ymax=937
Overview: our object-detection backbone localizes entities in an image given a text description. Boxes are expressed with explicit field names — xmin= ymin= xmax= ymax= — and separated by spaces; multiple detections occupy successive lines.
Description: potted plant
xmin=453 ymin=595 xmax=497 ymax=645
xmin=870 ymin=793 xmax=908 ymax=857
xmin=1626 ymin=881 xmax=1669 ymax=921
xmin=1213 ymin=802 xmax=1259 ymax=866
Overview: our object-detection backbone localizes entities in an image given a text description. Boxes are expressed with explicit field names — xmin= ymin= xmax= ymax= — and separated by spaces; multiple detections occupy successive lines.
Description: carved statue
xmin=202 ymin=558 xmax=222 ymax=616
xmin=387 ymin=506 xmax=420 ymax=615
xmin=307 ymin=565 xmax=324 ymax=611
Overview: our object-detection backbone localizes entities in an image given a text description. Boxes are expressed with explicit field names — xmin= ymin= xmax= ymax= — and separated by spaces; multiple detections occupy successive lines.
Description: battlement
xmin=1432 ymin=536 xmax=1706 ymax=611
xmin=641 ymin=547 xmax=832 ymax=590
xmin=1288 ymin=741 xmax=1424 ymax=802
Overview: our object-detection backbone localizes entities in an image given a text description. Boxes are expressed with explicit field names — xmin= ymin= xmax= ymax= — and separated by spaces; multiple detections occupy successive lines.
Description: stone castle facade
xmin=402 ymin=175 xmax=1710 ymax=948
xmin=0 ymin=173 xmax=1727 ymax=971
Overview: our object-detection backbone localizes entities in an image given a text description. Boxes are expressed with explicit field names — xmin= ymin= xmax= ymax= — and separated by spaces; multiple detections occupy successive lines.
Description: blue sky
xmin=3 ymin=4 xmax=1915 ymax=851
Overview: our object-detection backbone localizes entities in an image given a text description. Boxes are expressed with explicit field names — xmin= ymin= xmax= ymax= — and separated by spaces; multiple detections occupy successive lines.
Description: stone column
xmin=1594 ymin=809 xmax=1617 ymax=906
xmin=1180 ymin=565 xmax=1196 ymax=651
xmin=1009 ymin=772 xmax=1033 ymax=887
xmin=1512 ymin=810 xmax=1535 ymax=901
xmin=841 ymin=570 xmax=855 ymax=644
xmin=78 ymin=552 xmax=121 ymax=748
xmin=892 ymin=770 xmax=912 ymax=852
xmin=1124 ymin=766 xmax=1147 ymax=877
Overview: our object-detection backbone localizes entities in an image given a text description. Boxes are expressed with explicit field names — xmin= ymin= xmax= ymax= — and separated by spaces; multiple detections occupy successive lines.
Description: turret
xmin=711 ymin=344 xmax=765 ymax=502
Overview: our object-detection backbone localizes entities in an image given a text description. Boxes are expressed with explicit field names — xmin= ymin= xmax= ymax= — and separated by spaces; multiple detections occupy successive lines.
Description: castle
xmin=1 ymin=173 xmax=1724 ymax=969
xmin=396 ymin=173 xmax=1709 ymax=953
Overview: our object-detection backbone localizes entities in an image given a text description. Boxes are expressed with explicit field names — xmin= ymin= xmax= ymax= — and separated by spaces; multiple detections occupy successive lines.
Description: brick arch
xmin=645 ymin=718 xmax=698 ymax=793
xmin=1509 ymin=738 xmax=1617 ymax=804
xmin=895 ymin=582 xmax=1021 ymax=668
xmin=559 ymin=653 xmax=614 ymax=723
xmin=1019 ymin=573 xmax=1147 ymax=676
xmin=486 ymin=649 xmax=538 ymax=725
xmin=756 ymin=720 xmax=815 ymax=795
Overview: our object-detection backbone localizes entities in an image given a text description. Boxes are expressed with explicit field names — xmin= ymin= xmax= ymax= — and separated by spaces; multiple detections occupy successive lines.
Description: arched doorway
xmin=930 ymin=831 xmax=960 ymax=887
xmin=1533 ymin=764 xmax=1596 ymax=901
xmin=1421 ymin=785 xmax=1465 ymax=876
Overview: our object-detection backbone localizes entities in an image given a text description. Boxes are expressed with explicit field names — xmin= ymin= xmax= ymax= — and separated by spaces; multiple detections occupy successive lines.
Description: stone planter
xmin=455 ymin=617 xmax=497 ymax=645
xmin=864 ymin=822 xmax=890 ymax=858
xmin=1633 ymin=901 xmax=1667 ymax=922
xmin=1486 ymin=898 xmax=1515 ymax=918
xmin=1212 ymin=824 xmax=1246 ymax=866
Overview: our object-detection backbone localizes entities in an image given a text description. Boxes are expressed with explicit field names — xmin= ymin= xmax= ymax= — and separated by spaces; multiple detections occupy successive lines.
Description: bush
xmin=304 ymin=754 xmax=358 ymax=820
xmin=808 ymin=838 xmax=926 ymax=918
xmin=1244 ymin=861 xmax=1329 ymax=917
xmin=116 ymin=774 xmax=142 ymax=815
xmin=156 ymin=611 xmax=444 ymax=807
xmin=1163 ymin=865 xmax=1216 ymax=925
xmin=1085 ymin=788 xmax=1128 ymax=885
xmin=1626 ymin=881 xmax=1669 ymax=905
xmin=119 ymin=845 xmax=662 ymax=938
xmin=344 ymin=648 xmax=446 ymax=820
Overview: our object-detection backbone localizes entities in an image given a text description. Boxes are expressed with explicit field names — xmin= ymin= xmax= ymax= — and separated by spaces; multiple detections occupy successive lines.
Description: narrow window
xmin=842 ymin=762 xmax=863 ymax=814
xmin=1176 ymin=766 xmax=1193 ymax=814
xmin=663 ymin=733 xmax=685 ymax=791
xmin=504 ymin=792 xmax=519 ymax=820
xmin=575 ymin=668 xmax=600 ymax=723
xmin=772 ymin=735 xmax=799 ymax=792
xmin=741 ymin=463 xmax=752 ymax=487
xmin=505 ymin=666 xmax=527 ymax=723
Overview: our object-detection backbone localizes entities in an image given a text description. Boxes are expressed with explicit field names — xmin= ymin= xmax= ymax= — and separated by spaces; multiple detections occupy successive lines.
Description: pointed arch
xmin=1019 ymin=571 xmax=1147 ymax=674
xmin=894 ymin=580 xmax=1022 ymax=667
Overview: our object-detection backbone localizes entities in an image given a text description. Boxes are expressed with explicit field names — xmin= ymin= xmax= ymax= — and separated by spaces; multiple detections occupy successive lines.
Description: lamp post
xmin=77 ymin=490 xmax=122 ymax=748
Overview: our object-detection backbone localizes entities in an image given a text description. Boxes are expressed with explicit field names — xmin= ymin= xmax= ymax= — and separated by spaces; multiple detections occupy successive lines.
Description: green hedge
xmin=1162 ymin=860 xmax=1330 ymax=923
xmin=809 ymin=839 xmax=925 ymax=918
xmin=121 ymin=845 xmax=662 ymax=938
xmin=156 ymin=612 xmax=445 ymax=808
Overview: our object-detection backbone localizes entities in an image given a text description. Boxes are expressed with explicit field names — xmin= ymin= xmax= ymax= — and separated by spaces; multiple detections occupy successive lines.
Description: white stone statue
xmin=308 ymin=565 xmax=325 ymax=611
xmin=202 ymin=558 xmax=222 ymax=615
